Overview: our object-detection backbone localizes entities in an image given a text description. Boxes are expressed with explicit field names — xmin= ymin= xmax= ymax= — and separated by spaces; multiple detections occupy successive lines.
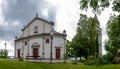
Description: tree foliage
xmin=105 ymin=14 xmax=120 ymax=57
xmin=66 ymin=40 xmax=72 ymax=57
xmin=112 ymin=0 xmax=120 ymax=12
xmin=0 ymin=49 xmax=8 ymax=58
xmin=80 ymin=0 xmax=120 ymax=13
xmin=71 ymin=14 xmax=100 ymax=59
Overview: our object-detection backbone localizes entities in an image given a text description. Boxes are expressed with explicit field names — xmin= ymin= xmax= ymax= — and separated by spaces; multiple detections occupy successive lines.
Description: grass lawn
xmin=0 ymin=59 xmax=120 ymax=69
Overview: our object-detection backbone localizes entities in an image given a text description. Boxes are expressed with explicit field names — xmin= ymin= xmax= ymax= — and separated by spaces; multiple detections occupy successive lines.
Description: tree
xmin=80 ymin=0 xmax=120 ymax=13
xmin=66 ymin=40 xmax=72 ymax=58
xmin=105 ymin=14 xmax=120 ymax=57
xmin=0 ymin=49 xmax=8 ymax=58
xmin=71 ymin=14 xmax=100 ymax=59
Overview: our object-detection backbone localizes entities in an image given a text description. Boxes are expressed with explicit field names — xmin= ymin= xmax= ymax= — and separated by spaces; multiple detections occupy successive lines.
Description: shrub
xmin=84 ymin=56 xmax=96 ymax=65
xmin=98 ymin=54 xmax=114 ymax=64
xmin=18 ymin=57 xmax=24 ymax=61
xmin=88 ymin=56 xmax=94 ymax=60
xmin=113 ymin=57 xmax=120 ymax=64
xmin=0 ymin=50 xmax=8 ymax=58
xmin=84 ymin=60 xmax=96 ymax=65
xmin=79 ymin=57 xmax=85 ymax=62
xmin=63 ymin=53 xmax=68 ymax=60
xmin=99 ymin=55 xmax=109 ymax=64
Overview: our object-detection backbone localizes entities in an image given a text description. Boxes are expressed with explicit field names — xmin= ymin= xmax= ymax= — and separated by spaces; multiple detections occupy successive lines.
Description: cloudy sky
xmin=0 ymin=0 xmax=116 ymax=56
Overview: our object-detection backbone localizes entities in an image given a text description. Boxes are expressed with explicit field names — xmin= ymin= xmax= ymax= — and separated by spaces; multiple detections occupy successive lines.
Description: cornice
xmin=15 ymin=33 xmax=66 ymax=41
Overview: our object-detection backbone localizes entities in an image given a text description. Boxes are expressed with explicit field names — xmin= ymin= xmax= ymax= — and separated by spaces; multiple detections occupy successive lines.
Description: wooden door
xmin=56 ymin=48 xmax=60 ymax=59
xmin=17 ymin=49 xmax=20 ymax=58
xmin=33 ymin=48 xmax=38 ymax=59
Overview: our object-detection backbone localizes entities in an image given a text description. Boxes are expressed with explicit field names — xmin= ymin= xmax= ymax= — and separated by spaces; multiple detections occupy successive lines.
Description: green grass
xmin=0 ymin=59 xmax=120 ymax=69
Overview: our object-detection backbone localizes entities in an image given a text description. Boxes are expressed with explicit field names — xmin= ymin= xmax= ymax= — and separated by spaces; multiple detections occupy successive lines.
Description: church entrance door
xmin=33 ymin=48 xmax=38 ymax=59
xmin=56 ymin=48 xmax=60 ymax=59
xmin=17 ymin=49 xmax=20 ymax=58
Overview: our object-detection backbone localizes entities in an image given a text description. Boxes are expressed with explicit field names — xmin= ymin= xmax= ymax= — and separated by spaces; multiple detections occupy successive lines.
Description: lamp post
xmin=50 ymin=28 xmax=54 ymax=63
xmin=4 ymin=42 xmax=6 ymax=50
xmin=63 ymin=30 xmax=66 ymax=62
xmin=4 ymin=42 xmax=7 ymax=58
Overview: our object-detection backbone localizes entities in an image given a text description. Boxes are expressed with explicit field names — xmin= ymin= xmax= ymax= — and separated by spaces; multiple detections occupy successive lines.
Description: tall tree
xmin=71 ymin=14 xmax=100 ymax=59
xmin=105 ymin=14 xmax=120 ymax=56
xmin=66 ymin=40 xmax=72 ymax=58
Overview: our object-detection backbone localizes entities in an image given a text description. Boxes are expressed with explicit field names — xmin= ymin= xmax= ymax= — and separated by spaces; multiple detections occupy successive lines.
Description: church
xmin=14 ymin=14 xmax=67 ymax=62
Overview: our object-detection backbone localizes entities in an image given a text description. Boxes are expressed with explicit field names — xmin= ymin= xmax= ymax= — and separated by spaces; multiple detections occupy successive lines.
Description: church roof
xmin=22 ymin=14 xmax=54 ymax=31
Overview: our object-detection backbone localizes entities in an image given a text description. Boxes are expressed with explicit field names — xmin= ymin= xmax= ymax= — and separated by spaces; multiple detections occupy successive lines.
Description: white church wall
xmin=44 ymin=22 xmax=53 ymax=33
xmin=22 ymin=27 xmax=29 ymax=37
xmin=29 ymin=37 xmax=43 ymax=56
xmin=44 ymin=36 xmax=51 ymax=59
xmin=29 ymin=20 xmax=43 ymax=35
xmin=53 ymin=37 xmax=65 ymax=59
xmin=15 ymin=41 xmax=22 ymax=58
xmin=22 ymin=19 xmax=53 ymax=37
xmin=15 ymin=17 xmax=66 ymax=62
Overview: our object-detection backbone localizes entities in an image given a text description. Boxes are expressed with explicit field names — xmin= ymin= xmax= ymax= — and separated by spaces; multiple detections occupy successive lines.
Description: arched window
xmin=34 ymin=26 xmax=38 ymax=33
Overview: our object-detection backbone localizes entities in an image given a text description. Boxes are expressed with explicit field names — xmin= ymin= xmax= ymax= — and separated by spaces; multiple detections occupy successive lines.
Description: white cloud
xmin=0 ymin=16 xmax=5 ymax=26
xmin=47 ymin=0 xmax=80 ymax=40
xmin=11 ymin=20 xmax=20 ymax=26
xmin=0 ymin=0 xmax=5 ymax=27
xmin=42 ymin=9 xmax=48 ymax=17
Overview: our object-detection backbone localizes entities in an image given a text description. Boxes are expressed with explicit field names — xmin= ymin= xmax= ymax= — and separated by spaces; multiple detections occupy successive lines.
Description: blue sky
xmin=0 ymin=0 xmax=117 ymax=56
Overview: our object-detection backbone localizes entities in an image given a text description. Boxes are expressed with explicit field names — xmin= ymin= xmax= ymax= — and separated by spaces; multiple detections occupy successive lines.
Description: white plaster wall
xmin=53 ymin=37 xmax=65 ymax=59
xmin=29 ymin=20 xmax=43 ymax=35
xmin=15 ymin=36 xmax=66 ymax=60
xmin=44 ymin=36 xmax=51 ymax=59
xmin=23 ymin=46 xmax=27 ymax=58
xmin=15 ymin=41 xmax=22 ymax=58
xmin=44 ymin=36 xmax=65 ymax=59
xmin=22 ymin=19 xmax=53 ymax=37
xmin=23 ymin=27 xmax=29 ymax=37
xmin=29 ymin=37 xmax=43 ymax=57
xmin=44 ymin=22 xmax=53 ymax=33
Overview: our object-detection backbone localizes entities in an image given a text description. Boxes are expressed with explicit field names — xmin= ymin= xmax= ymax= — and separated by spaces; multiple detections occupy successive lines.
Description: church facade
xmin=14 ymin=14 xmax=67 ymax=62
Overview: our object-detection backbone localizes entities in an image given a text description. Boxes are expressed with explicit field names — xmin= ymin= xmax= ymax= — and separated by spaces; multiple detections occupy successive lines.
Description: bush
xmin=84 ymin=60 xmax=97 ymax=65
xmin=63 ymin=53 xmax=68 ymax=60
xmin=84 ymin=56 xmax=96 ymax=65
xmin=79 ymin=57 xmax=85 ymax=62
xmin=98 ymin=54 xmax=114 ymax=64
xmin=18 ymin=57 xmax=24 ymax=61
xmin=0 ymin=50 xmax=8 ymax=58
xmin=113 ymin=57 xmax=120 ymax=64
xmin=99 ymin=55 xmax=109 ymax=64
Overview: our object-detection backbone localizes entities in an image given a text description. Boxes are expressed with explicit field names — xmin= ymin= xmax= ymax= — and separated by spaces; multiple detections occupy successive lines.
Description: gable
xmin=22 ymin=16 xmax=54 ymax=31
xmin=21 ymin=16 xmax=54 ymax=37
